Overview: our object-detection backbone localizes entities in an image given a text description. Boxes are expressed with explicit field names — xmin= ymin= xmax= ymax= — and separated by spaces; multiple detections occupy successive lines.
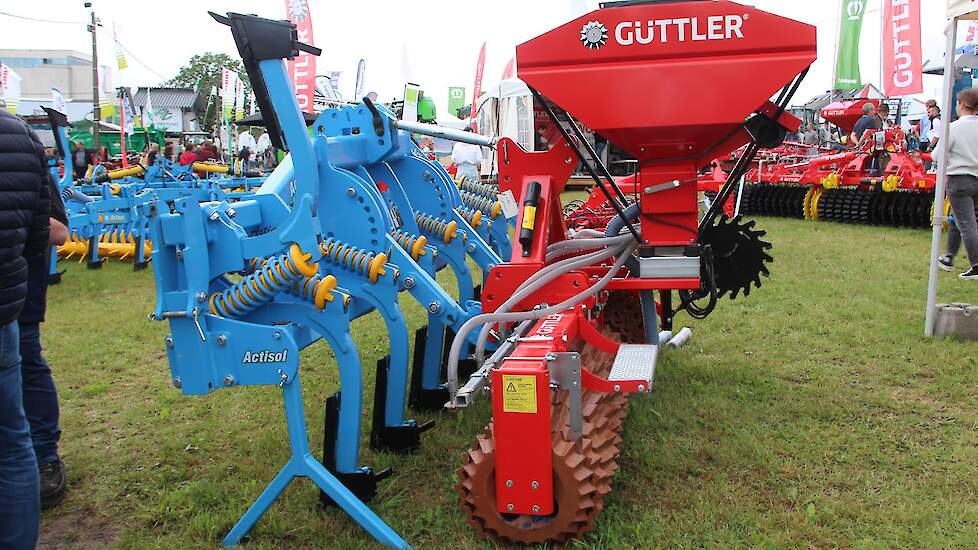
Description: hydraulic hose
xmin=475 ymin=243 xmax=627 ymax=364
xmin=448 ymin=242 xmax=637 ymax=397
xmin=61 ymin=186 xmax=94 ymax=204
xmin=545 ymin=232 xmax=634 ymax=262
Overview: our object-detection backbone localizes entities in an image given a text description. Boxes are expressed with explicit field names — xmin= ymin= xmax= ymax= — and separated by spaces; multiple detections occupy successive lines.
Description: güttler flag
xmin=469 ymin=41 xmax=487 ymax=131
xmin=882 ymin=0 xmax=923 ymax=96
xmin=834 ymin=0 xmax=868 ymax=90
xmin=285 ymin=0 xmax=316 ymax=113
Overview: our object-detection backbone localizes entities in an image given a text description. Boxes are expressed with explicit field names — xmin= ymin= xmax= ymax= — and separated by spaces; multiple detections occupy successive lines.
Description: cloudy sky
xmin=0 ymin=0 xmax=972 ymax=114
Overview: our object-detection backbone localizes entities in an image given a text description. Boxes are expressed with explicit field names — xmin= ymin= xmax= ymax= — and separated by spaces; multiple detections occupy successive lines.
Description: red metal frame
xmin=482 ymin=0 xmax=817 ymax=518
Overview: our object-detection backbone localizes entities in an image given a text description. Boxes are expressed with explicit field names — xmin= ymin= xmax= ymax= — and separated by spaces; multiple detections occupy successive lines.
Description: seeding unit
xmin=145 ymin=2 xmax=814 ymax=548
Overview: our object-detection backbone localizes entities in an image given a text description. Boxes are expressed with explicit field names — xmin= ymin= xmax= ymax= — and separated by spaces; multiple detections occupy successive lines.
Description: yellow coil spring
xmin=415 ymin=213 xmax=458 ymax=244
xmin=391 ymin=229 xmax=428 ymax=261
xmin=318 ymin=238 xmax=388 ymax=283
xmin=456 ymin=206 xmax=483 ymax=229
xmin=210 ymin=244 xmax=317 ymax=318
xmin=459 ymin=190 xmax=502 ymax=220
xmin=290 ymin=273 xmax=340 ymax=310
xmin=455 ymin=176 xmax=498 ymax=200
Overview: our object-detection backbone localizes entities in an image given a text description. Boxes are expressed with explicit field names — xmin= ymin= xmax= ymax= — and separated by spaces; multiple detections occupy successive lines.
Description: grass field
xmin=38 ymin=215 xmax=978 ymax=549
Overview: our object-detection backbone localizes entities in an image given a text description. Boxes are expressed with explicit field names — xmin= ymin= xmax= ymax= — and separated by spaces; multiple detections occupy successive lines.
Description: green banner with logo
xmin=448 ymin=86 xmax=466 ymax=118
xmin=834 ymin=0 xmax=866 ymax=90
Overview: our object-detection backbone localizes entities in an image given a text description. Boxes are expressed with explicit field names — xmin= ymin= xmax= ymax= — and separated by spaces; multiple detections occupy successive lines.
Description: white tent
xmin=476 ymin=78 xmax=534 ymax=151
xmin=924 ymin=1 xmax=978 ymax=337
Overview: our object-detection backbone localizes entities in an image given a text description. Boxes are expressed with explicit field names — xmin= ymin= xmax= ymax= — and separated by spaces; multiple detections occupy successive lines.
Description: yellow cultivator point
xmin=820 ymin=173 xmax=840 ymax=190
xmin=882 ymin=175 xmax=900 ymax=193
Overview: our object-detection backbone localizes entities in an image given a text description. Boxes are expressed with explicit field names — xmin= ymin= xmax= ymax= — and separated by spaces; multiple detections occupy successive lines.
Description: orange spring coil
xmin=391 ymin=229 xmax=428 ymax=261
xmin=318 ymin=238 xmax=388 ymax=283
xmin=209 ymin=244 xmax=317 ymax=318
xmin=415 ymin=213 xmax=458 ymax=244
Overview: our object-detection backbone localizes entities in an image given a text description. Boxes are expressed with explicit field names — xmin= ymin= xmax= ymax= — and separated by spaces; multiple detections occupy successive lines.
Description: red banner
xmin=285 ymin=0 xmax=316 ymax=112
xmin=967 ymin=21 xmax=978 ymax=44
xmin=501 ymin=57 xmax=516 ymax=80
xmin=470 ymin=42 xmax=487 ymax=130
xmin=882 ymin=0 xmax=923 ymax=96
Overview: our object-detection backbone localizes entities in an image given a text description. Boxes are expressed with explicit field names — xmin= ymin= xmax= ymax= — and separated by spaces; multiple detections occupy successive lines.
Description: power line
xmin=0 ymin=10 xmax=170 ymax=81
xmin=0 ymin=10 xmax=85 ymax=25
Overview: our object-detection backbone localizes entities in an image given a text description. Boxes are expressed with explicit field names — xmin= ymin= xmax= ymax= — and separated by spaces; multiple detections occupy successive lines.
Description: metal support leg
xmin=223 ymin=376 xmax=408 ymax=549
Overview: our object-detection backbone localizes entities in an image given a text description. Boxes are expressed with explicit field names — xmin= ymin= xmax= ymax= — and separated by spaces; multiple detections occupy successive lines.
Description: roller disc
xmin=457 ymin=338 xmax=627 ymax=545
xmin=701 ymin=215 xmax=773 ymax=299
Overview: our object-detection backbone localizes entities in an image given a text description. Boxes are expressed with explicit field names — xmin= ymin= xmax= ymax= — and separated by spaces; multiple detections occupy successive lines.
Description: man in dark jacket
xmin=0 ymin=109 xmax=51 ymax=549
xmin=20 ymin=177 xmax=67 ymax=511
xmin=71 ymin=141 xmax=90 ymax=181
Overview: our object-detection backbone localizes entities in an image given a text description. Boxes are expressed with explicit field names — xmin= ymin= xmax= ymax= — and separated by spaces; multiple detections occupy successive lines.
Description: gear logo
xmin=580 ymin=21 xmax=609 ymax=50
xmin=287 ymin=0 xmax=310 ymax=22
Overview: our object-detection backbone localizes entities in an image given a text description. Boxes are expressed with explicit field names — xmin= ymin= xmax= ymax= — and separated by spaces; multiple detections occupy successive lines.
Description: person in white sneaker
xmin=936 ymin=89 xmax=978 ymax=279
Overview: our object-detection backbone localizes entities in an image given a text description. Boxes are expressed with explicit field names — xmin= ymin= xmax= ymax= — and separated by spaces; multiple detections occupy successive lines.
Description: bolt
xmin=531 ymin=505 xmax=541 ymax=513
xmin=196 ymin=292 xmax=207 ymax=303
xmin=175 ymin=248 xmax=184 ymax=260
xmin=466 ymin=243 xmax=476 ymax=253
xmin=531 ymin=481 xmax=540 ymax=489
xmin=403 ymin=276 xmax=415 ymax=289
xmin=147 ymin=312 xmax=157 ymax=321
xmin=164 ymin=336 xmax=174 ymax=348
xmin=347 ymin=187 xmax=357 ymax=197
xmin=208 ymin=211 xmax=220 ymax=221
xmin=216 ymin=334 xmax=227 ymax=346
xmin=638 ymin=384 xmax=646 ymax=392
xmin=273 ymin=331 xmax=282 ymax=340
xmin=427 ymin=302 xmax=441 ymax=314
xmin=545 ymin=353 xmax=556 ymax=361
xmin=172 ymin=377 xmax=182 ymax=389
xmin=506 ymin=504 xmax=515 ymax=512
xmin=224 ymin=375 xmax=234 ymax=386
xmin=226 ymin=208 xmax=236 ymax=218
xmin=422 ymin=171 xmax=432 ymax=180
xmin=613 ymin=384 xmax=622 ymax=392
xmin=505 ymin=479 xmax=513 ymax=488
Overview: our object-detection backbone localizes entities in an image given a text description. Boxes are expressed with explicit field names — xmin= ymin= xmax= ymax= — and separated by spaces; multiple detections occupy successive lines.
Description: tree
xmin=164 ymin=52 xmax=252 ymax=132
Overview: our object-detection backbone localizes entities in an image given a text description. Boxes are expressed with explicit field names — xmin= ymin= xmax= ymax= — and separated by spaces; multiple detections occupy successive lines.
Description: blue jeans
xmin=20 ymin=322 xmax=61 ymax=466
xmin=0 ymin=320 xmax=40 ymax=550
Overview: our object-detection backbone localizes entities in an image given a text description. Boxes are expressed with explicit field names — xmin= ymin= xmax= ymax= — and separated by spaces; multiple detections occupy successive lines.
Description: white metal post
xmin=924 ymin=17 xmax=960 ymax=337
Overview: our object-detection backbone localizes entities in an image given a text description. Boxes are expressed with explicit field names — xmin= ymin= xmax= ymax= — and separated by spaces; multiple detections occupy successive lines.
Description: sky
xmin=0 ymin=0 xmax=972 ymax=117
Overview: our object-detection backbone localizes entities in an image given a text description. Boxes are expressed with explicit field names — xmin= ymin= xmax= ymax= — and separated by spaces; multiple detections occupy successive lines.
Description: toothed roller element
xmin=700 ymin=214 xmax=773 ymax=300
xmin=456 ymin=332 xmax=628 ymax=545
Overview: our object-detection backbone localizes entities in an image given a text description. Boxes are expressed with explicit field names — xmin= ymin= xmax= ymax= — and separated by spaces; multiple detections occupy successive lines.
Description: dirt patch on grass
xmin=38 ymin=510 xmax=120 ymax=550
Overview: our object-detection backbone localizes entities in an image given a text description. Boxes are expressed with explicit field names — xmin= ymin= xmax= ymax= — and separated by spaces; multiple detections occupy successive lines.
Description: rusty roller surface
xmin=456 ymin=333 xmax=633 ymax=544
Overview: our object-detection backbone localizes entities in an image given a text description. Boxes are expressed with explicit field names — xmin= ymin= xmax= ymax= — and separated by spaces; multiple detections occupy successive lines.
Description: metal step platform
xmin=608 ymin=344 xmax=658 ymax=388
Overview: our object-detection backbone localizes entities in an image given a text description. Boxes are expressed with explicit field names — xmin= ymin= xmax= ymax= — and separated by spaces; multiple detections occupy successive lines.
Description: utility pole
xmin=86 ymin=2 xmax=100 ymax=152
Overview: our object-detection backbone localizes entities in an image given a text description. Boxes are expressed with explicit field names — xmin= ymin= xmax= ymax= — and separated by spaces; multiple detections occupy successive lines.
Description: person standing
xmin=936 ymin=89 xmax=978 ymax=279
xmin=918 ymin=99 xmax=938 ymax=152
xmin=20 ymin=177 xmax=68 ymax=511
xmin=451 ymin=127 xmax=484 ymax=182
xmin=178 ymin=144 xmax=198 ymax=166
xmin=0 ymin=108 xmax=52 ymax=550
xmin=851 ymin=102 xmax=882 ymax=146
xmin=71 ymin=142 xmax=90 ymax=181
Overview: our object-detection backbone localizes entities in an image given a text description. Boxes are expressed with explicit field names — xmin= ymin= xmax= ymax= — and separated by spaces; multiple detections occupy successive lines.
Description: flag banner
xmin=470 ymin=42 xmax=487 ymax=130
xmin=121 ymin=91 xmax=135 ymax=136
xmin=250 ymin=91 xmax=257 ymax=116
xmin=234 ymin=77 xmax=245 ymax=121
xmin=502 ymin=57 xmax=516 ymax=80
xmin=0 ymin=64 xmax=21 ymax=114
xmin=402 ymin=83 xmax=420 ymax=122
xmin=221 ymin=68 xmax=236 ymax=121
xmin=51 ymin=87 xmax=65 ymax=113
xmin=144 ymin=87 xmax=155 ymax=127
xmin=448 ymin=86 xmax=466 ymax=118
xmin=883 ymin=0 xmax=923 ymax=96
xmin=285 ymin=0 xmax=316 ymax=112
xmin=355 ymin=59 xmax=366 ymax=100
xmin=835 ymin=0 xmax=867 ymax=90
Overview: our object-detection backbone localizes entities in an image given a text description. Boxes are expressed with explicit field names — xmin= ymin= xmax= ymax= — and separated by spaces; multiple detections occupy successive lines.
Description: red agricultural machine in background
xmin=447 ymin=1 xmax=817 ymax=544
xmin=717 ymin=97 xmax=942 ymax=228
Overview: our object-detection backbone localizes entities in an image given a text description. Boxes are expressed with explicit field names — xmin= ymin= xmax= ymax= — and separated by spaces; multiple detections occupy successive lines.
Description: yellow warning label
xmin=521 ymin=206 xmax=537 ymax=230
xmin=501 ymin=374 xmax=537 ymax=414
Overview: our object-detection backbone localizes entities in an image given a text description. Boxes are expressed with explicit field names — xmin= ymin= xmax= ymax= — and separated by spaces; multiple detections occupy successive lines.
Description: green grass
xmin=40 ymin=216 xmax=978 ymax=549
